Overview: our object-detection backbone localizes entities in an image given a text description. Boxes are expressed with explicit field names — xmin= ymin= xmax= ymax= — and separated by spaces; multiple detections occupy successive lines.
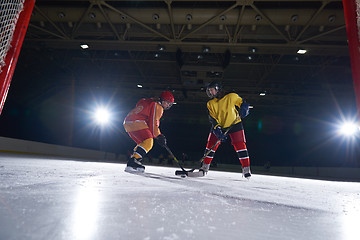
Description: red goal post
xmin=343 ymin=0 xmax=360 ymax=117
xmin=0 ymin=0 xmax=35 ymax=115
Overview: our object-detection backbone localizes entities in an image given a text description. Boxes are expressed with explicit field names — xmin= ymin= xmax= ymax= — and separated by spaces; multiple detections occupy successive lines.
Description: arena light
xmin=338 ymin=121 xmax=360 ymax=137
xmin=93 ymin=107 xmax=111 ymax=125
xmin=80 ymin=44 xmax=89 ymax=49
xmin=297 ymin=49 xmax=307 ymax=54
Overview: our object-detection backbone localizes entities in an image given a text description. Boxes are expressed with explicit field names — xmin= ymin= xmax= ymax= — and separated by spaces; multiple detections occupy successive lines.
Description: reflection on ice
xmin=71 ymin=179 xmax=100 ymax=240
xmin=341 ymin=197 xmax=360 ymax=240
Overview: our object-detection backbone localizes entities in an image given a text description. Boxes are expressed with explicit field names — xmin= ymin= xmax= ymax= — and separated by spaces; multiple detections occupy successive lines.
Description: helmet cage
xmin=206 ymin=82 xmax=221 ymax=98
xmin=160 ymin=99 xmax=173 ymax=110
xmin=160 ymin=91 xmax=174 ymax=110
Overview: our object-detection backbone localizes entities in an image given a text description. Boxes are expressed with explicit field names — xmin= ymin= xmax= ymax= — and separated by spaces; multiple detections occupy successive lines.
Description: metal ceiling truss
xmin=29 ymin=0 xmax=346 ymax=52
xmin=21 ymin=0 xmax=351 ymax=112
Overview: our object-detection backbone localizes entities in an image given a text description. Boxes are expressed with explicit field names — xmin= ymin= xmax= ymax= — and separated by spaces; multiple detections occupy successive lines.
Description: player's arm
xmin=149 ymin=102 xmax=163 ymax=137
xmin=208 ymin=115 xmax=218 ymax=129
xmin=151 ymin=102 xmax=168 ymax=147
xmin=207 ymin=102 xmax=227 ymax=141
xmin=207 ymin=101 xmax=220 ymax=128
xmin=234 ymin=93 xmax=243 ymax=110
xmin=234 ymin=93 xmax=250 ymax=119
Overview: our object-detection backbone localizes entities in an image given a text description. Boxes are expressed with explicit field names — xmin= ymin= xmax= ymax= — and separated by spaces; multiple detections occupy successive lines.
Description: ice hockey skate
xmin=242 ymin=166 xmax=251 ymax=179
xmin=125 ymin=157 xmax=145 ymax=173
xmin=199 ymin=162 xmax=210 ymax=175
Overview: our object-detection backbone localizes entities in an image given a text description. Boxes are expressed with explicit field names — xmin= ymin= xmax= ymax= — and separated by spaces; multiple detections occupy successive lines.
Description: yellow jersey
xmin=207 ymin=92 xmax=242 ymax=128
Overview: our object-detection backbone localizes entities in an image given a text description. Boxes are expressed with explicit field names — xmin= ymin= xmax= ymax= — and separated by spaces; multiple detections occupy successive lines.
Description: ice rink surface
xmin=0 ymin=154 xmax=360 ymax=240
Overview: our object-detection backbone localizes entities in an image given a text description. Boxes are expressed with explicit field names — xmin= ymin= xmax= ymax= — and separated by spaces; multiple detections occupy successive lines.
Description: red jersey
xmin=123 ymin=98 xmax=164 ymax=137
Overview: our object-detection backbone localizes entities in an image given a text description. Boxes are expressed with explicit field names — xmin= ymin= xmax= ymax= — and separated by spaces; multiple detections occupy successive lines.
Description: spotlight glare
xmin=338 ymin=121 xmax=359 ymax=136
xmin=93 ymin=107 xmax=111 ymax=125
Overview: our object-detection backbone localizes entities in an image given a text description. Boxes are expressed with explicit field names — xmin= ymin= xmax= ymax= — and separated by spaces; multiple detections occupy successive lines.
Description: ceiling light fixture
xmin=291 ymin=15 xmax=298 ymax=22
xmin=88 ymin=12 xmax=96 ymax=19
xmin=80 ymin=44 xmax=89 ymax=49
xmin=202 ymin=46 xmax=211 ymax=53
xmin=328 ymin=15 xmax=336 ymax=23
xmin=158 ymin=45 xmax=165 ymax=51
xmin=58 ymin=12 xmax=66 ymax=18
xmin=297 ymin=49 xmax=307 ymax=54
xmin=153 ymin=14 xmax=159 ymax=20
xmin=249 ymin=47 xmax=257 ymax=53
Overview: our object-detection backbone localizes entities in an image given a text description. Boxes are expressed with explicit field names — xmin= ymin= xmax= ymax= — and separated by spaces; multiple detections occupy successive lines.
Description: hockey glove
xmin=212 ymin=126 xmax=227 ymax=142
xmin=156 ymin=134 xmax=167 ymax=147
xmin=240 ymin=102 xmax=250 ymax=119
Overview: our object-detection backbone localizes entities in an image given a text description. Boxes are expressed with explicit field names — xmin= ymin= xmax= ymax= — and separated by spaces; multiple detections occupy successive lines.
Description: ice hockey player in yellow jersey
xmin=200 ymin=81 xmax=251 ymax=179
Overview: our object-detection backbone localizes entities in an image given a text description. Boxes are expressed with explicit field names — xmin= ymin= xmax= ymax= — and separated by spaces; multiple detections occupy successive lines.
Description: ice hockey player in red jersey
xmin=123 ymin=91 xmax=174 ymax=172
xmin=200 ymin=81 xmax=251 ymax=179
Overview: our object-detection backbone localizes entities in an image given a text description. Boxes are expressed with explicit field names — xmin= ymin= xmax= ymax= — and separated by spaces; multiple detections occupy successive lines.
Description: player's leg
xmin=200 ymin=132 xmax=221 ymax=173
xmin=125 ymin=129 xmax=153 ymax=172
xmin=228 ymin=123 xmax=251 ymax=179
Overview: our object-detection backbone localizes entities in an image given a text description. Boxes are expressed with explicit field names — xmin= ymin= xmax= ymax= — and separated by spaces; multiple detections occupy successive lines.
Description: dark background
xmin=0 ymin=51 xmax=358 ymax=168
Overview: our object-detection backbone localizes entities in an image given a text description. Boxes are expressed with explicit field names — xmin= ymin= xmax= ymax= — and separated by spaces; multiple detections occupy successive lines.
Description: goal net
xmin=0 ymin=0 xmax=35 ymax=114
xmin=0 ymin=0 xmax=24 ymax=71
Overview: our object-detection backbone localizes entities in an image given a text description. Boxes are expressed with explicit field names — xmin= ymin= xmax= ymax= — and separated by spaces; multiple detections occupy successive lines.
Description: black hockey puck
xmin=175 ymin=170 xmax=188 ymax=176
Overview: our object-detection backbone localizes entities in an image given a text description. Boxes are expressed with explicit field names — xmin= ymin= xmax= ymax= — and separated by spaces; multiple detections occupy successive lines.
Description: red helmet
xmin=160 ymin=91 xmax=174 ymax=103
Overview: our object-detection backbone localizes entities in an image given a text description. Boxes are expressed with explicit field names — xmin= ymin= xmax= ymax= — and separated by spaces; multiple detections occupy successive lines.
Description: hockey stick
xmin=189 ymin=115 xmax=241 ymax=172
xmin=173 ymin=121 xmax=238 ymax=177
xmin=163 ymin=144 xmax=190 ymax=174
xmin=164 ymin=145 xmax=205 ymax=177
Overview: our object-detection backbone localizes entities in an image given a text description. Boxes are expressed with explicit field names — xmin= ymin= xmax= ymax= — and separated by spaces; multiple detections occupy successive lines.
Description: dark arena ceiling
xmin=17 ymin=0 xmax=355 ymax=122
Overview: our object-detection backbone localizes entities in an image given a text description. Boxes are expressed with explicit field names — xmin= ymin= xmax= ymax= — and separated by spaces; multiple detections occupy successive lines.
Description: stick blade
xmin=175 ymin=170 xmax=204 ymax=177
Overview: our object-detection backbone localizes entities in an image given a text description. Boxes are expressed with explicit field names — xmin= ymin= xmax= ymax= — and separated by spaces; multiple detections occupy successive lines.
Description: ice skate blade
xmin=125 ymin=166 xmax=145 ymax=173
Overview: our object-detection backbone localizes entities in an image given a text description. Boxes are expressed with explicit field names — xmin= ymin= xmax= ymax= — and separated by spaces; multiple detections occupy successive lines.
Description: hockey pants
xmin=203 ymin=123 xmax=250 ymax=167
xmin=127 ymin=128 xmax=154 ymax=160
